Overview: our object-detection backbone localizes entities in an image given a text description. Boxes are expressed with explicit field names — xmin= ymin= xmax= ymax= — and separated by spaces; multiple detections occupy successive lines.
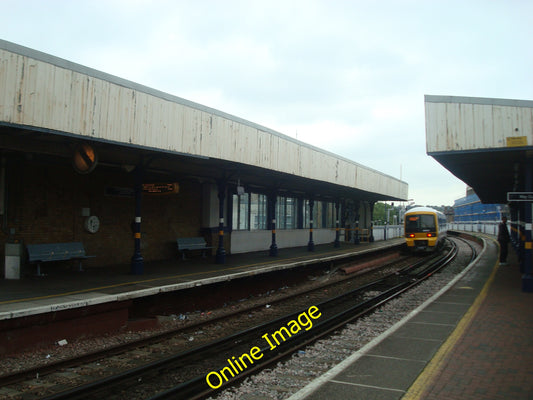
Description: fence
xmin=370 ymin=221 xmax=505 ymax=243
xmin=449 ymin=222 xmax=499 ymax=236
xmin=371 ymin=224 xmax=404 ymax=241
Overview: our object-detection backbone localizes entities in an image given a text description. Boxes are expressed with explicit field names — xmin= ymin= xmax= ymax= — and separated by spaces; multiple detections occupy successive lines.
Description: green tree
xmin=373 ymin=202 xmax=400 ymax=225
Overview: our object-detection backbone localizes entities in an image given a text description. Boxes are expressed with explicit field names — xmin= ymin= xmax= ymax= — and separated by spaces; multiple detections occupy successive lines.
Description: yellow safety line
xmin=0 ymin=246 xmax=361 ymax=306
xmin=401 ymin=258 xmax=500 ymax=400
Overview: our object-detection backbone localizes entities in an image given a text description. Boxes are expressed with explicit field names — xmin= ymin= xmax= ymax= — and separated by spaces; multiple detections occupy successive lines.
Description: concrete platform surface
xmin=0 ymin=239 xmax=403 ymax=320
xmin=288 ymin=235 xmax=533 ymax=400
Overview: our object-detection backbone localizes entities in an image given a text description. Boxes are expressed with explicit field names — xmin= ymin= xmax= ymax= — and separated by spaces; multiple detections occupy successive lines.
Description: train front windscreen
xmin=405 ymin=214 xmax=436 ymax=233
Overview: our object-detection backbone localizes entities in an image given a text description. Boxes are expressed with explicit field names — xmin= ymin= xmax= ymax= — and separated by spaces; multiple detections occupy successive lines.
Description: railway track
xmin=148 ymin=239 xmax=461 ymax=400
xmin=0 ymin=250 xmax=409 ymax=389
xmin=215 ymin=234 xmax=479 ymax=399
xmin=0 ymin=237 xmax=477 ymax=400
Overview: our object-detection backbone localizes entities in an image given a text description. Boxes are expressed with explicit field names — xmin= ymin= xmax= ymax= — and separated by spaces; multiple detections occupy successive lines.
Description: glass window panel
xmin=240 ymin=194 xmax=250 ymax=230
xmin=251 ymin=193 xmax=267 ymax=230
xmin=275 ymin=196 xmax=299 ymax=230
xmin=232 ymin=193 xmax=250 ymax=230
xmin=327 ymin=202 xmax=335 ymax=228
xmin=286 ymin=197 xmax=297 ymax=229
xmin=276 ymin=196 xmax=286 ymax=229
xmin=232 ymin=194 xmax=239 ymax=229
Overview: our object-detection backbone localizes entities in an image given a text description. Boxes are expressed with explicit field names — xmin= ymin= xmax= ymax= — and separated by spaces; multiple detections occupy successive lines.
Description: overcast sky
xmin=2 ymin=0 xmax=532 ymax=206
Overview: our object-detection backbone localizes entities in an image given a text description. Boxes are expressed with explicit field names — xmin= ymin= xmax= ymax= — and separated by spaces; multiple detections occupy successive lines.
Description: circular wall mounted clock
xmin=84 ymin=215 xmax=100 ymax=233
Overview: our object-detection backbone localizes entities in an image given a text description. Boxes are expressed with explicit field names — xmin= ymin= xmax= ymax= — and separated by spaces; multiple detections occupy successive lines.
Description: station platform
xmin=288 ymin=235 xmax=533 ymax=400
xmin=0 ymin=238 xmax=403 ymax=321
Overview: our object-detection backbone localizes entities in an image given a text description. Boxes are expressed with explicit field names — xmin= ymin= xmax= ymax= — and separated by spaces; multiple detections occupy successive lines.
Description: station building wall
xmin=1 ymin=155 xmax=204 ymax=271
xmin=2 ymin=152 xmax=376 ymax=274
xmin=230 ymin=229 xmax=336 ymax=254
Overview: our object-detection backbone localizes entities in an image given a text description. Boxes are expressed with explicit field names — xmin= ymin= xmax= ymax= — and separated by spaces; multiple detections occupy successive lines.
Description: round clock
xmin=84 ymin=215 xmax=100 ymax=233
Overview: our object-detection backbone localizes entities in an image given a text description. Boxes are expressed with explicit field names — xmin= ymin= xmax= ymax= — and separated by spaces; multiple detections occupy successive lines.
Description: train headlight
xmin=407 ymin=233 xmax=415 ymax=238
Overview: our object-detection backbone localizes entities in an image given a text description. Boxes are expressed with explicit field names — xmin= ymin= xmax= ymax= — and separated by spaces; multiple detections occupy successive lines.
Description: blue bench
xmin=176 ymin=237 xmax=212 ymax=260
xmin=26 ymin=242 xmax=95 ymax=275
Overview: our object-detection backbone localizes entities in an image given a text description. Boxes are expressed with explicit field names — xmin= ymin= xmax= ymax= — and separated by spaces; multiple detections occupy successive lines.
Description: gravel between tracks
xmin=0 ymin=238 xmax=479 ymax=400
xmin=208 ymin=237 xmax=481 ymax=400
xmin=0 ymin=254 xmax=400 ymax=378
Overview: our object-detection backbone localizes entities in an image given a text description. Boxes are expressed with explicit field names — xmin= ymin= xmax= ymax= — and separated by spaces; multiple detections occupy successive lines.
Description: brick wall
xmin=2 ymin=155 xmax=204 ymax=269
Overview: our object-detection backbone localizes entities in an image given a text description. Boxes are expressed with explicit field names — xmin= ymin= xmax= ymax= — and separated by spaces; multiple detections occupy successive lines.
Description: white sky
xmin=2 ymin=0 xmax=532 ymax=206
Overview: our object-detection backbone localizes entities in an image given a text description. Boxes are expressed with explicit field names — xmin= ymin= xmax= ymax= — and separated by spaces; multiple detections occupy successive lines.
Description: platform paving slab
xmin=291 ymin=236 xmax=516 ymax=400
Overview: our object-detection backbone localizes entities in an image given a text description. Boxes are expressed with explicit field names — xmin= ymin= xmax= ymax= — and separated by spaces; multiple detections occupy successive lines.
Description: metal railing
xmin=371 ymin=224 xmax=404 ymax=241
xmin=449 ymin=222 xmax=499 ymax=236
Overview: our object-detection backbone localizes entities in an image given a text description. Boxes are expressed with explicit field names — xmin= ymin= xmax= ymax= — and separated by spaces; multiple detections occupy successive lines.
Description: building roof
xmin=0 ymin=39 xmax=408 ymax=201
xmin=425 ymin=95 xmax=533 ymax=203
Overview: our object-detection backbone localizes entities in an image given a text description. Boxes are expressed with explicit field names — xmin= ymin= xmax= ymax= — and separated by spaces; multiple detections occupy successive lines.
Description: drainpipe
xmin=269 ymin=191 xmax=278 ymax=256
xmin=216 ymin=181 xmax=226 ymax=264
xmin=308 ymin=198 xmax=315 ymax=251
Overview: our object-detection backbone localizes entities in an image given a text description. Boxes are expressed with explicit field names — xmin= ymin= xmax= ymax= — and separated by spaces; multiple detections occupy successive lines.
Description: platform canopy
xmin=0 ymin=39 xmax=407 ymax=203
xmin=425 ymin=95 xmax=533 ymax=204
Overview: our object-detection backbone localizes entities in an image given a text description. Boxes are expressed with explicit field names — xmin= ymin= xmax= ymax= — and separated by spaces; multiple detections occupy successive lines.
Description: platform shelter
xmin=0 ymin=39 xmax=407 ymax=277
xmin=425 ymin=95 xmax=533 ymax=291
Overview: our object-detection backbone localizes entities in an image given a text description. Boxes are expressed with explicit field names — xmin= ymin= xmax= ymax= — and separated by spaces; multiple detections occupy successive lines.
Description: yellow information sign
xmin=506 ymin=136 xmax=528 ymax=147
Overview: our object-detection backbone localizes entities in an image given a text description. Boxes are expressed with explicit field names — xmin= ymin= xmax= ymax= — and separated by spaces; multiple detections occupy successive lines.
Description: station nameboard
xmin=507 ymin=192 xmax=533 ymax=202
xmin=142 ymin=183 xmax=180 ymax=195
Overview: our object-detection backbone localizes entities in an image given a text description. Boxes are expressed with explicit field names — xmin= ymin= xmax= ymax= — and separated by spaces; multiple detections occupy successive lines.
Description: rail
xmin=2 ymin=237 xmax=478 ymax=400
xmin=38 ymin=241 xmax=458 ymax=400
xmin=149 ymin=241 xmax=458 ymax=399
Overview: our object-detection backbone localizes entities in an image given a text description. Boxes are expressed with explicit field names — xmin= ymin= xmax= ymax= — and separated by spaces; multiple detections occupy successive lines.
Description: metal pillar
xmin=216 ymin=181 xmax=226 ymax=264
xmin=369 ymin=202 xmax=375 ymax=242
xmin=308 ymin=198 xmax=315 ymax=251
xmin=354 ymin=200 xmax=360 ymax=245
xmin=334 ymin=200 xmax=341 ymax=248
xmin=345 ymin=201 xmax=354 ymax=242
xmin=518 ymin=206 xmax=525 ymax=268
xmin=269 ymin=192 xmax=278 ymax=256
xmin=510 ymin=204 xmax=519 ymax=250
xmin=297 ymin=197 xmax=304 ymax=229
xmin=130 ymin=164 xmax=144 ymax=275
xmin=522 ymin=161 xmax=533 ymax=292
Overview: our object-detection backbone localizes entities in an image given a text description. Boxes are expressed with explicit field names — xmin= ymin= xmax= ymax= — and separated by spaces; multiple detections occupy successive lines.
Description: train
xmin=404 ymin=206 xmax=447 ymax=251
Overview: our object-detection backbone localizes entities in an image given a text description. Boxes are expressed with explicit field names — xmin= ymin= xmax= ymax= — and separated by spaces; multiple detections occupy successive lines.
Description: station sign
xmin=104 ymin=183 xmax=180 ymax=197
xmin=142 ymin=183 xmax=180 ymax=195
xmin=507 ymin=192 xmax=533 ymax=202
